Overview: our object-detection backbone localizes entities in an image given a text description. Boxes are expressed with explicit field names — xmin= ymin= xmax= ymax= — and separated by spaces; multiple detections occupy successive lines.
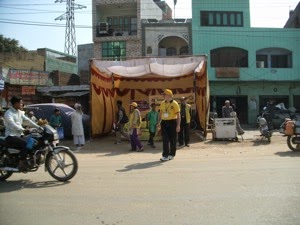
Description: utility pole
xmin=55 ymin=0 xmax=86 ymax=56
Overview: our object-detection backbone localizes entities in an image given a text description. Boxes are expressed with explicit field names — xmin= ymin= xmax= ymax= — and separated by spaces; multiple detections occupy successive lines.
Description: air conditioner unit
xmin=256 ymin=61 xmax=265 ymax=68
xmin=98 ymin=22 xmax=109 ymax=34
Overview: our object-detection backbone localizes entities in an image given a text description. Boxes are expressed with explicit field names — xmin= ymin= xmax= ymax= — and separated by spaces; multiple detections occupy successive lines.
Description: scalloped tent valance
xmin=92 ymin=56 xmax=206 ymax=77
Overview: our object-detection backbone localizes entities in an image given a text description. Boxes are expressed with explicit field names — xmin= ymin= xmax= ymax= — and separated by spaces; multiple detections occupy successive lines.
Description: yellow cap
xmin=130 ymin=102 xmax=138 ymax=107
xmin=163 ymin=89 xmax=173 ymax=96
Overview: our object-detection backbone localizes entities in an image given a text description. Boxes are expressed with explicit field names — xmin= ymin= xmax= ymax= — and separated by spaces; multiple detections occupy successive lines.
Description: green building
xmin=191 ymin=0 xmax=300 ymax=125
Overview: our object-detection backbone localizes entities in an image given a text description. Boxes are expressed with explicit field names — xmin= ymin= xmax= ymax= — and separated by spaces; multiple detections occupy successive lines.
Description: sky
xmin=0 ymin=0 xmax=299 ymax=54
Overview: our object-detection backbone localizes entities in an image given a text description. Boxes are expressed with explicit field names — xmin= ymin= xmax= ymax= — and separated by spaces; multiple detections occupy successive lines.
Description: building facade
xmin=92 ymin=0 xmax=187 ymax=59
xmin=0 ymin=48 xmax=78 ymax=108
xmin=191 ymin=0 xmax=300 ymax=124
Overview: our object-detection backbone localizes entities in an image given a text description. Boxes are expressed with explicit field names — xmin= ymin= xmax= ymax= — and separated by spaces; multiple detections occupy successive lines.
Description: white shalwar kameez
xmin=71 ymin=110 xmax=85 ymax=146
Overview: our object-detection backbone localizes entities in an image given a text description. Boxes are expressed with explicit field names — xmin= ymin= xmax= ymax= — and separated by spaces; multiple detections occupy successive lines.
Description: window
xmin=147 ymin=47 xmax=152 ymax=54
xmin=102 ymin=41 xmax=126 ymax=60
xmin=210 ymin=47 xmax=248 ymax=67
xmin=106 ymin=16 xmax=137 ymax=35
xmin=201 ymin=11 xmax=243 ymax=27
xmin=130 ymin=17 xmax=137 ymax=35
xmin=180 ymin=46 xmax=189 ymax=55
xmin=256 ymin=48 xmax=292 ymax=68
xmin=167 ymin=47 xmax=176 ymax=56
xmin=256 ymin=55 xmax=268 ymax=68
xmin=271 ymin=55 xmax=288 ymax=68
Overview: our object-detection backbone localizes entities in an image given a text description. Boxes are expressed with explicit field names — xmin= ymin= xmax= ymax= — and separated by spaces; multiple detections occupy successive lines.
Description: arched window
xmin=180 ymin=46 xmax=188 ymax=55
xmin=256 ymin=48 xmax=292 ymax=68
xmin=210 ymin=47 xmax=248 ymax=67
xmin=147 ymin=47 xmax=152 ymax=54
xmin=167 ymin=47 xmax=176 ymax=56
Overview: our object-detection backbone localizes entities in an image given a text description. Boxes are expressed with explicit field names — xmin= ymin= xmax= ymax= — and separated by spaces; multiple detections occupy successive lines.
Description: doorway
xmin=211 ymin=96 xmax=248 ymax=124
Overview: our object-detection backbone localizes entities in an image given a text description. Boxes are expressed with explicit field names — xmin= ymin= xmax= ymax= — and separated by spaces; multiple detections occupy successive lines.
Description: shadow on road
xmin=116 ymin=160 xmax=164 ymax=172
xmin=204 ymin=140 xmax=241 ymax=145
xmin=250 ymin=139 xmax=271 ymax=146
xmin=274 ymin=151 xmax=300 ymax=157
xmin=0 ymin=179 xmax=69 ymax=193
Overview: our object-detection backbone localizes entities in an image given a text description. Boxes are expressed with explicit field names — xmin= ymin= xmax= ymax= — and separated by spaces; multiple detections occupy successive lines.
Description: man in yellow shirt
xmin=158 ymin=89 xmax=181 ymax=161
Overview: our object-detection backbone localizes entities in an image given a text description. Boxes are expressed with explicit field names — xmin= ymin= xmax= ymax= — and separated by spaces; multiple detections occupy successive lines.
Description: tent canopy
xmin=90 ymin=56 xmax=209 ymax=137
xmin=92 ymin=56 xmax=206 ymax=77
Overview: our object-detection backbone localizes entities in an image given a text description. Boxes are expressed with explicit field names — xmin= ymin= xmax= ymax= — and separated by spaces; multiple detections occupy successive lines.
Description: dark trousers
xmin=178 ymin=118 xmax=190 ymax=145
xmin=130 ymin=128 xmax=143 ymax=150
xmin=5 ymin=136 xmax=28 ymax=159
xmin=148 ymin=131 xmax=155 ymax=145
xmin=161 ymin=119 xmax=177 ymax=158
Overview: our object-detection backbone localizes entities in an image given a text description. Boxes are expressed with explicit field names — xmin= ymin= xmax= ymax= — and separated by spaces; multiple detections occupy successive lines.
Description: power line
xmin=0 ymin=18 xmax=91 ymax=28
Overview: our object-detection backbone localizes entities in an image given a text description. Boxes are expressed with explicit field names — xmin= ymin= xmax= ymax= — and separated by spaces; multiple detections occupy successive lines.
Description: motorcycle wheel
xmin=287 ymin=135 xmax=300 ymax=152
xmin=0 ymin=152 xmax=13 ymax=181
xmin=45 ymin=149 xmax=78 ymax=182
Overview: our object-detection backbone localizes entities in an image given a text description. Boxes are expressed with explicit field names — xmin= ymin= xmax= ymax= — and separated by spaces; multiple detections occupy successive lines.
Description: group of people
xmin=1 ymin=96 xmax=86 ymax=170
xmin=115 ymin=89 xmax=192 ymax=162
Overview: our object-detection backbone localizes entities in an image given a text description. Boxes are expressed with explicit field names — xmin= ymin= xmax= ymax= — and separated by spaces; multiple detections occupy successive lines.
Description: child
xmin=146 ymin=103 xmax=159 ymax=148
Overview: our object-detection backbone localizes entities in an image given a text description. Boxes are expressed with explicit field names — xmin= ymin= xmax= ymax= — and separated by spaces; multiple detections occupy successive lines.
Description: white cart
xmin=213 ymin=118 xmax=238 ymax=141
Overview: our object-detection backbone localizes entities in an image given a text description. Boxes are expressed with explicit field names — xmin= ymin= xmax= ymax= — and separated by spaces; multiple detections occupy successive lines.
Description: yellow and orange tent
xmin=90 ymin=56 xmax=210 ymax=138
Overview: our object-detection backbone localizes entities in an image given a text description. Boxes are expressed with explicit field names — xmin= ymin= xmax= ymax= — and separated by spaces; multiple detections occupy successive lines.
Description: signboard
xmin=9 ymin=69 xmax=49 ymax=86
xmin=22 ymin=86 xmax=36 ymax=95
xmin=215 ymin=67 xmax=240 ymax=78
xmin=149 ymin=94 xmax=196 ymax=110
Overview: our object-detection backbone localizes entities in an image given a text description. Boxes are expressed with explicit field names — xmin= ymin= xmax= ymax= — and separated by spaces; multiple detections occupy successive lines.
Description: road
xmin=1 ymin=130 xmax=300 ymax=225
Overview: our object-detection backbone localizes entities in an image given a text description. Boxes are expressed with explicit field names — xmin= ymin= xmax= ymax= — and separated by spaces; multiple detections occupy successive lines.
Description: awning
xmin=55 ymin=91 xmax=89 ymax=97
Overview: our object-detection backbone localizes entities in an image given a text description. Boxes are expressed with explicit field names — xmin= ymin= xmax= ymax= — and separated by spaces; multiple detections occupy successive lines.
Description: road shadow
xmin=116 ymin=160 xmax=164 ymax=172
xmin=251 ymin=138 xmax=271 ymax=146
xmin=0 ymin=179 xmax=69 ymax=193
xmin=204 ymin=139 xmax=241 ymax=145
xmin=274 ymin=151 xmax=300 ymax=157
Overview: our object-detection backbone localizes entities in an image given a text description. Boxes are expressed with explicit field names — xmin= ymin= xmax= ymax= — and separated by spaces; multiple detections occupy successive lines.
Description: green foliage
xmin=0 ymin=34 xmax=27 ymax=52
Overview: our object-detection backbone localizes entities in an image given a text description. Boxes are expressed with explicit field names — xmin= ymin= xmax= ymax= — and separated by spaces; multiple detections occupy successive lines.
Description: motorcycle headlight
xmin=44 ymin=140 xmax=49 ymax=145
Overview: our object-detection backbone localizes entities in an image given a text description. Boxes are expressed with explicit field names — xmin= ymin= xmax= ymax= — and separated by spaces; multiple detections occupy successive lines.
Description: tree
xmin=0 ymin=34 xmax=27 ymax=52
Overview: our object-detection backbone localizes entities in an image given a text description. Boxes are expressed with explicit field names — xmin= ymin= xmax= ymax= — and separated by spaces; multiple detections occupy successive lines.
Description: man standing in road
xmin=115 ymin=100 xmax=128 ymax=144
xmin=158 ymin=89 xmax=181 ymax=161
xmin=128 ymin=102 xmax=143 ymax=152
xmin=71 ymin=103 xmax=85 ymax=151
xmin=178 ymin=97 xmax=191 ymax=147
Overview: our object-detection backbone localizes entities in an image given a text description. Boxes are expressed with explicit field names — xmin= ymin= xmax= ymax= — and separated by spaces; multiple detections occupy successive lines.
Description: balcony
xmin=96 ymin=22 xmax=136 ymax=38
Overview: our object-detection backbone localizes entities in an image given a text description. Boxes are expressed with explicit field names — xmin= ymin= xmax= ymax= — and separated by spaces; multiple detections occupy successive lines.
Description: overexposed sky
xmin=0 ymin=0 xmax=298 ymax=53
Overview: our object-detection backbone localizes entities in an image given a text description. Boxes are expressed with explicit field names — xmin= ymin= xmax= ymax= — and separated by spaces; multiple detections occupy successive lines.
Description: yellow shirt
xmin=181 ymin=103 xmax=191 ymax=123
xmin=129 ymin=109 xmax=141 ymax=128
xmin=159 ymin=100 xmax=180 ymax=120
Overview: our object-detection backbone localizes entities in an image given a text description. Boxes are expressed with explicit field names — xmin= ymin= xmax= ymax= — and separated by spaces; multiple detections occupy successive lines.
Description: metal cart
xmin=212 ymin=118 xmax=238 ymax=141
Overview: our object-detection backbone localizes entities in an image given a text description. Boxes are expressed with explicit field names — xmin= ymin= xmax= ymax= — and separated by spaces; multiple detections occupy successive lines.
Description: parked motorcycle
xmin=257 ymin=112 xmax=272 ymax=143
xmin=281 ymin=119 xmax=300 ymax=152
xmin=0 ymin=124 xmax=78 ymax=181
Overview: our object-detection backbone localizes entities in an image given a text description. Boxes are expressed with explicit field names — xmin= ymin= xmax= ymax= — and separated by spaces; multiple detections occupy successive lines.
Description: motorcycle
xmin=0 ymin=124 xmax=78 ymax=182
xmin=257 ymin=112 xmax=272 ymax=143
xmin=281 ymin=119 xmax=300 ymax=152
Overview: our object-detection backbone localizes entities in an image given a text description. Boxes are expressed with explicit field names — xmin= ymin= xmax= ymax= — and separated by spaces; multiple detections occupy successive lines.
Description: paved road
xmin=1 ymin=130 xmax=300 ymax=225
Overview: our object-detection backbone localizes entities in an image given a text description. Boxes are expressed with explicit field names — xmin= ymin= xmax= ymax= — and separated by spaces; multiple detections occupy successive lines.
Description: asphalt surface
xmin=1 ymin=128 xmax=300 ymax=225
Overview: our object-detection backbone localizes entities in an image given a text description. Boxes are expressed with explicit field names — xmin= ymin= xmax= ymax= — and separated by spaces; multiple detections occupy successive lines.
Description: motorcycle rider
xmin=4 ymin=96 xmax=42 ymax=171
